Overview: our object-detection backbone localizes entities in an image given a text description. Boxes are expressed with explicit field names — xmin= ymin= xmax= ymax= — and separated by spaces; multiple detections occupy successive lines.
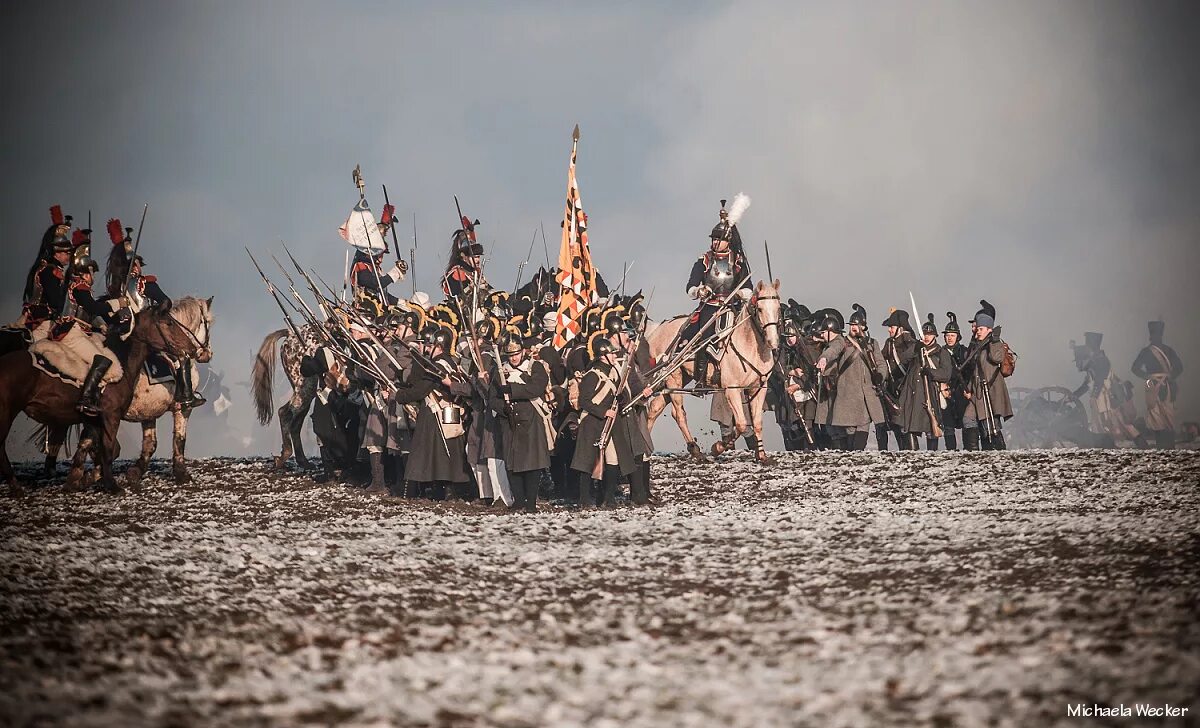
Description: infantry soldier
xmin=1072 ymin=332 xmax=1141 ymax=447
xmin=897 ymin=314 xmax=952 ymax=450
xmin=963 ymin=304 xmax=1013 ymax=450
xmin=941 ymin=312 xmax=975 ymax=450
xmin=680 ymin=202 xmax=753 ymax=387
xmin=1131 ymin=320 xmax=1183 ymax=449
xmin=393 ymin=322 xmax=473 ymax=499
xmin=815 ymin=304 xmax=886 ymax=450
xmin=768 ymin=318 xmax=811 ymax=451
xmin=880 ymin=309 xmax=916 ymax=449
xmin=489 ymin=333 xmax=554 ymax=512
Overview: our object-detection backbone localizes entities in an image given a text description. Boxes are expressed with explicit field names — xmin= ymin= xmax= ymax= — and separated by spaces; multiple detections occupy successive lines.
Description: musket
xmin=539 ymin=221 xmax=551 ymax=269
xmin=246 ymin=248 xmax=305 ymax=342
xmin=909 ymin=291 xmax=944 ymax=439
xmin=606 ymin=260 xmax=636 ymax=306
xmin=764 ymin=240 xmax=774 ymax=284
xmin=592 ymin=317 xmax=646 ymax=480
xmin=649 ymin=270 xmax=753 ymax=387
xmin=411 ymin=212 xmax=418 ymax=296
xmin=514 ymin=228 xmax=538 ymax=293
xmin=123 ymin=203 xmax=149 ymax=299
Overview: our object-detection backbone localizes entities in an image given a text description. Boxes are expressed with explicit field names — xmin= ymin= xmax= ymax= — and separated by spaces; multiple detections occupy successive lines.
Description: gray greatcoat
xmin=570 ymin=358 xmax=645 ymax=477
xmin=965 ymin=337 xmax=1014 ymax=422
xmin=820 ymin=334 xmax=886 ymax=427
xmin=489 ymin=357 xmax=552 ymax=473
xmin=899 ymin=340 xmax=953 ymax=435
xmin=392 ymin=354 xmax=473 ymax=483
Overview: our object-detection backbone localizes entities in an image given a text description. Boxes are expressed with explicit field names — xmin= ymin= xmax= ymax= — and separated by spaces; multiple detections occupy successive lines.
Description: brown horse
xmin=0 ymin=302 xmax=203 ymax=496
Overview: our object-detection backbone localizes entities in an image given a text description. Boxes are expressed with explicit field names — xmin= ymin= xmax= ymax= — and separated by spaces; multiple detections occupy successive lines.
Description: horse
xmin=251 ymin=323 xmax=323 ymax=470
xmin=645 ymin=280 xmax=782 ymax=463
xmin=0 ymin=302 xmax=204 ymax=495
xmin=37 ymin=296 xmax=215 ymax=485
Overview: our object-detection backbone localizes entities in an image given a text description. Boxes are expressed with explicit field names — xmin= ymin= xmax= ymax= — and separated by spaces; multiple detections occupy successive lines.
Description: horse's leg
xmin=172 ymin=407 xmax=191 ymax=484
xmin=712 ymin=387 xmax=745 ymax=457
xmin=749 ymin=385 xmax=773 ymax=464
xmin=0 ymin=403 xmax=24 ymax=496
xmin=275 ymin=401 xmax=294 ymax=470
xmin=135 ymin=420 xmax=157 ymax=477
xmin=67 ymin=428 xmax=92 ymax=491
xmin=94 ymin=418 xmax=122 ymax=495
xmin=291 ymin=380 xmax=316 ymax=470
xmin=662 ymin=369 xmax=704 ymax=461
xmin=43 ymin=425 xmax=66 ymax=480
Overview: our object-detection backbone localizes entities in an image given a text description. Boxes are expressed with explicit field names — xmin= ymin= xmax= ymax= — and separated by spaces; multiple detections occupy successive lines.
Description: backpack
xmin=999 ymin=341 xmax=1017 ymax=378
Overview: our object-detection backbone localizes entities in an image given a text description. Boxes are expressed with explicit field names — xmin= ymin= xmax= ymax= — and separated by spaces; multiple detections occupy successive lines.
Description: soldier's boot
xmin=76 ymin=355 xmax=112 ymax=417
xmin=990 ymin=431 xmax=1007 ymax=451
xmin=926 ymin=436 xmax=939 ymax=451
xmin=894 ymin=426 xmax=911 ymax=451
xmin=827 ymin=434 xmax=846 ymax=451
xmin=962 ymin=427 xmax=981 ymax=451
xmin=313 ymin=447 xmax=334 ymax=483
xmin=851 ymin=431 xmax=870 ymax=451
xmin=944 ymin=430 xmax=958 ymax=451
xmin=578 ymin=471 xmax=595 ymax=509
xmin=364 ymin=451 xmax=387 ymax=493
xmin=693 ymin=349 xmax=711 ymax=388
xmin=600 ymin=466 xmax=619 ymax=509
xmin=875 ymin=423 xmax=890 ymax=451
xmin=1133 ymin=434 xmax=1150 ymax=449
xmin=388 ymin=455 xmax=407 ymax=497
xmin=174 ymin=359 xmax=206 ymax=411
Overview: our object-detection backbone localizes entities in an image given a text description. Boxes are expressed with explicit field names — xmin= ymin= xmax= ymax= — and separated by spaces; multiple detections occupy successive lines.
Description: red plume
xmin=72 ymin=229 xmax=86 ymax=245
xmin=49 ymin=205 xmax=64 ymax=226
xmin=461 ymin=215 xmax=477 ymax=242
xmin=381 ymin=204 xmax=396 ymax=225
xmin=107 ymin=219 xmax=124 ymax=245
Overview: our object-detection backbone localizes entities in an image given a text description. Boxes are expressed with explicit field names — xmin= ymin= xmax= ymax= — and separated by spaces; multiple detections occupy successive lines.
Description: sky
xmin=3 ymin=0 xmax=1199 ymax=457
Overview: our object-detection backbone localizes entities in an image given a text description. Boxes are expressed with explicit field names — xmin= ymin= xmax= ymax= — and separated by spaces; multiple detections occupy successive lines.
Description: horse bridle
xmin=752 ymin=292 xmax=781 ymax=339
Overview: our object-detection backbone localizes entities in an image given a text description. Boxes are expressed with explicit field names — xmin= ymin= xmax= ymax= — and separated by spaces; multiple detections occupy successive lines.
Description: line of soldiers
xmin=768 ymin=299 xmax=1016 ymax=451
xmin=291 ymin=226 xmax=653 ymax=512
xmin=6 ymin=206 xmax=204 ymax=414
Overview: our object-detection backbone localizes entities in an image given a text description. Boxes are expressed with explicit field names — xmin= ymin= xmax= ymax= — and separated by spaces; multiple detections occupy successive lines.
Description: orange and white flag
xmin=552 ymin=126 xmax=597 ymax=349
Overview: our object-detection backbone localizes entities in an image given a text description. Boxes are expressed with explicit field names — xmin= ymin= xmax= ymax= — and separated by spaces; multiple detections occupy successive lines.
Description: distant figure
xmin=1072 ymin=332 xmax=1143 ymax=447
xmin=1131 ymin=320 xmax=1183 ymax=449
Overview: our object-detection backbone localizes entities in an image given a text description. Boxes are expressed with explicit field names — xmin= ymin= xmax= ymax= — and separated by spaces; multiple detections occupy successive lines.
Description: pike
xmin=909 ymin=291 xmax=944 ymax=439
xmin=246 ymin=248 xmax=305 ymax=342
xmin=764 ymin=240 xmax=774 ymax=288
xmin=607 ymin=260 xmax=636 ymax=306
xmin=411 ymin=212 xmax=418 ymax=296
xmin=539 ymin=221 xmax=551 ymax=270
xmin=514 ymin=228 xmax=538 ymax=293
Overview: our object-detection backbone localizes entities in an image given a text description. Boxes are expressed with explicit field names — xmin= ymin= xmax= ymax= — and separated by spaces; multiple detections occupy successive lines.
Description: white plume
xmin=727 ymin=192 xmax=751 ymax=225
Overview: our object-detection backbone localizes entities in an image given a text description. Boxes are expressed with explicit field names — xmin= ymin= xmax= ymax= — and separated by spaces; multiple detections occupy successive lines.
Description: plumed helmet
xmin=782 ymin=319 xmax=799 ymax=339
xmin=353 ymin=290 xmax=384 ymax=320
xmin=49 ymin=233 xmax=73 ymax=253
xmin=921 ymin=313 xmax=938 ymax=336
xmin=423 ymin=322 xmax=456 ymax=351
xmin=401 ymin=301 xmax=427 ymax=331
xmin=1148 ymin=320 xmax=1165 ymax=339
xmin=970 ymin=299 xmax=996 ymax=324
xmin=848 ymin=303 xmax=867 ymax=327
xmin=602 ymin=306 xmax=626 ymax=335
xmin=710 ymin=220 xmax=734 ymax=242
xmin=1084 ymin=331 xmax=1103 ymax=350
xmin=584 ymin=306 xmax=603 ymax=335
xmin=587 ymin=330 xmax=615 ymax=361
xmin=70 ymin=242 xmax=96 ymax=273
xmin=474 ymin=316 xmax=501 ymax=342
xmin=943 ymin=312 xmax=960 ymax=335
xmin=428 ymin=303 xmax=460 ymax=329
xmin=500 ymin=334 xmax=524 ymax=357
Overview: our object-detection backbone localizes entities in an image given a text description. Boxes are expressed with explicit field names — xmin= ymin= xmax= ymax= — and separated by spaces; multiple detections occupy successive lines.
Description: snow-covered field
xmin=2 ymin=450 xmax=1198 ymax=727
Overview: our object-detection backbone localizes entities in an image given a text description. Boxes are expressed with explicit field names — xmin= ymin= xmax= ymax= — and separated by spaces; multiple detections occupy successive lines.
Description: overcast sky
xmin=3 ymin=1 xmax=1198 ymax=456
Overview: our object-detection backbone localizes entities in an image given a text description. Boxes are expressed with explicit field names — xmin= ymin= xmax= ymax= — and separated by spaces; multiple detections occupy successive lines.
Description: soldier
xmin=22 ymin=206 xmax=73 ymax=323
xmin=305 ymin=347 xmax=359 ymax=483
xmin=1131 ymin=320 xmax=1183 ymax=449
xmin=489 ymin=334 xmax=554 ymax=513
xmin=350 ymin=248 xmax=407 ymax=307
xmin=816 ymin=304 xmax=886 ymax=450
xmin=610 ymin=307 xmax=654 ymax=504
xmin=768 ymin=318 xmax=810 ymax=451
xmin=897 ymin=314 xmax=952 ymax=450
xmin=383 ymin=302 xmax=425 ymax=494
xmin=570 ymin=331 xmax=651 ymax=508
xmin=393 ymin=322 xmax=473 ymax=500
xmin=880 ymin=309 xmax=916 ymax=450
xmin=57 ymin=241 xmax=129 ymax=416
xmin=441 ymin=228 xmax=487 ymax=300
xmin=963 ymin=306 xmax=1013 ymax=450
xmin=680 ymin=204 xmax=753 ymax=387
xmin=941 ymin=313 xmax=975 ymax=450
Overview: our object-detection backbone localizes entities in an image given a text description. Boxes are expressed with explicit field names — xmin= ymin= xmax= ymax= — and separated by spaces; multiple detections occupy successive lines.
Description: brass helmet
xmin=70 ymin=242 xmax=98 ymax=275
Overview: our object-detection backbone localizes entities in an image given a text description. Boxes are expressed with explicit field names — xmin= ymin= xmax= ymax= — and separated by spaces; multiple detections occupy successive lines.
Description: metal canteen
xmin=441 ymin=405 xmax=462 ymax=425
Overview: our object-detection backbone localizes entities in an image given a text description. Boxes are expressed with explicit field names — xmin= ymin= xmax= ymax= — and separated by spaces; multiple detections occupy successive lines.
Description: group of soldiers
xmin=279 ymin=218 xmax=654 ymax=512
xmin=1070 ymin=325 xmax=1184 ymax=449
xmin=767 ymin=299 xmax=1017 ymax=452
xmin=6 ymin=205 xmax=204 ymax=414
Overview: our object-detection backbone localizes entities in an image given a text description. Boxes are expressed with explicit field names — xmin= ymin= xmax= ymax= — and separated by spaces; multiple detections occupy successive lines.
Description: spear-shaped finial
xmin=353 ymin=164 xmax=365 ymax=198
xmin=572 ymin=124 xmax=580 ymax=142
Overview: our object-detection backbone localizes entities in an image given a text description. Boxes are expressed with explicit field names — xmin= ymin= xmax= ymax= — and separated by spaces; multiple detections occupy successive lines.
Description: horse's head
xmin=752 ymin=279 xmax=782 ymax=351
xmin=133 ymin=300 xmax=205 ymax=361
xmin=169 ymin=295 xmax=215 ymax=362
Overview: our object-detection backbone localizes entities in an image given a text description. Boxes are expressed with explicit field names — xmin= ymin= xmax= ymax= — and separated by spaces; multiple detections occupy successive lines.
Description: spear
xmin=246 ymin=248 xmax=304 ymax=341
xmin=123 ymin=203 xmax=149 ymax=298
xmin=411 ymin=212 xmax=418 ymax=296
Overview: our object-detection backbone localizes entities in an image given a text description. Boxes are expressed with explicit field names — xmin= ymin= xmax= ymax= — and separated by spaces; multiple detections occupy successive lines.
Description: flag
xmin=552 ymin=128 xmax=597 ymax=349
xmin=338 ymin=197 xmax=387 ymax=253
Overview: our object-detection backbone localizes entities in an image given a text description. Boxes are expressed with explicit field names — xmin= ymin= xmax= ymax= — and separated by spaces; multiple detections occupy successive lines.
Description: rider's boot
xmin=693 ymin=348 xmax=710 ymax=388
xmin=76 ymin=355 xmax=112 ymax=417
xmin=175 ymin=358 xmax=206 ymax=411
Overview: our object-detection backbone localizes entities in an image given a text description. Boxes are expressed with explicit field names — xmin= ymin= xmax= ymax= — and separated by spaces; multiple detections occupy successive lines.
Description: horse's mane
xmin=169 ymin=296 xmax=211 ymax=331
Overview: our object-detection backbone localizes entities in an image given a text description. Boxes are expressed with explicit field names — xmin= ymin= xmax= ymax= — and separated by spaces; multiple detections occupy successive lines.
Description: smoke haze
xmin=3 ymin=0 xmax=1198 ymax=457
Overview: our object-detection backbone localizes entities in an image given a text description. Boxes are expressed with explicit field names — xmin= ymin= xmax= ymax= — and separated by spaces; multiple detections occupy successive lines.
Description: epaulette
xmin=50 ymin=267 xmax=64 ymax=280
xmin=143 ymin=275 xmax=157 ymax=283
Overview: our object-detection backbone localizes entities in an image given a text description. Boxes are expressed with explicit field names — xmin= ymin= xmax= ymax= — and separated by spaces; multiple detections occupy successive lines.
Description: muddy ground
xmin=1 ymin=450 xmax=1198 ymax=727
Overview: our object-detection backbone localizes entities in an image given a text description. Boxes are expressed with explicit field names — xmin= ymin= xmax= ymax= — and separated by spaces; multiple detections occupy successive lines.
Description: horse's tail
xmin=27 ymin=423 xmax=48 ymax=450
xmin=252 ymin=329 xmax=289 ymax=425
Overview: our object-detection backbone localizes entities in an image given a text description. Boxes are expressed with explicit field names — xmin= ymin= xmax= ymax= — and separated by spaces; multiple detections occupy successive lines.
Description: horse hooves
xmin=686 ymin=443 xmax=709 ymax=462
xmin=174 ymin=469 xmax=192 ymax=485
xmin=125 ymin=465 xmax=143 ymax=484
xmin=756 ymin=453 xmax=776 ymax=466
xmin=710 ymin=441 xmax=727 ymax=457
xmin=273 ymin=456 xmax=288 ymax=471
xmin=97 ymin=481 xmax=125 ymax=496
xmin=8 ymin=482 xmax=27 ymax=498
xmin=296 ymin=458 xmax=313 ymax=471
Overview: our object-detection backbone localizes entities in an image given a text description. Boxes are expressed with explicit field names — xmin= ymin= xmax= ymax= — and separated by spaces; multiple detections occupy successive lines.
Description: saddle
xmin=28 ymin=341 xmax=123 ymax=390
xmin=144 ymin=352 xmax=176 ymax=386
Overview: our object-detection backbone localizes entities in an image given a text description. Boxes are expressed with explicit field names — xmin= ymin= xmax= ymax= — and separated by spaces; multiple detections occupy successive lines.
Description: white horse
xmin=41 ymin=296 xmax=215 ymax=485
xmin=645 ymin=280 xmax=782 ymax=462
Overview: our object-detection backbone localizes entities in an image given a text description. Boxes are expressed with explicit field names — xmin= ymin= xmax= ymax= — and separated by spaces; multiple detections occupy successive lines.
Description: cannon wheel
xmin=1011 ymin=386 xmax=1088 ymax=448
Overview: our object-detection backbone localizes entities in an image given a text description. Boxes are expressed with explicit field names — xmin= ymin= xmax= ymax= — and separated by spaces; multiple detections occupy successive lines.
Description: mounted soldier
xmin=350 ymin=248 xmax=406 ymax=307
xmin=19 ymin=206 xmax=74 ymax=331
xmin=104 ymin=217 xmax=205 ymax=411
xmin=680 ymin=197 xmax=753 ymax=388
